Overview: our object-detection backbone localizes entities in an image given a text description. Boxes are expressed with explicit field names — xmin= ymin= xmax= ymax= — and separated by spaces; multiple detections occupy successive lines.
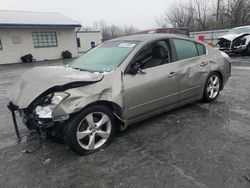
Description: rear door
xmin=172 ymin=39 xmax=210 ymax=102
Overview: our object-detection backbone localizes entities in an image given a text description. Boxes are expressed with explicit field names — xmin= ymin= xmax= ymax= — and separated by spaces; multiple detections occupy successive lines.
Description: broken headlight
xmin=233 ymin=37 xmax=247 ymax=47
xmin=34 ymin=92 xmax=69 ymax=119
xmin=241 ymin=37 xmax=247 ymax=45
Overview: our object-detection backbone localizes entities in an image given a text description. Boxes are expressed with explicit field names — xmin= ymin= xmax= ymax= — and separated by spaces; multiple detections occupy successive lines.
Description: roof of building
xmin=0 ymin=10 xmax=81 ymax=29
xmin=77 ymin=30 xmax=101 ymax=33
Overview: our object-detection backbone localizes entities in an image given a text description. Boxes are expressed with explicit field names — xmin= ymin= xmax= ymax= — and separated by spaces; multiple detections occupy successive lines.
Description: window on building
xmin=77 ymin=38 xmax=81 ymax=48
xmin=0 ymin=39 xmax=2 ymax=50
xmin=173 ymin=39 xmax=198 ymax=61
xmin=32 ymin=32 xmax=58 ymax=48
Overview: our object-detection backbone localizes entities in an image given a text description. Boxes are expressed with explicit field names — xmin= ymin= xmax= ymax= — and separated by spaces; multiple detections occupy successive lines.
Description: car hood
xmin=219 ymin=33 xmax=250 ymax=41
xmin=8 ymin=66 xmax=104 ymax=108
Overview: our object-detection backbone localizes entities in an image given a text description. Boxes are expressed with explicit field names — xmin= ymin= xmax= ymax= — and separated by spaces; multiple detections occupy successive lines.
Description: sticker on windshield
xmin=118 ymin=43 xmax=136 ymax=48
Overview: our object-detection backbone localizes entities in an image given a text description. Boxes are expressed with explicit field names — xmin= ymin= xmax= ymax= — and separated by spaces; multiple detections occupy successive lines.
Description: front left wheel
xmin=64 ymin=105 xmax=117 ymax=155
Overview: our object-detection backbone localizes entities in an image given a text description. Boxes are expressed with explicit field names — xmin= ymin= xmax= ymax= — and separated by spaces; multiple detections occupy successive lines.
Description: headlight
xmin=241 ymin=37 xmax=246 ymax=45
xmin=35 ymin=92 xmax=69 ymax=119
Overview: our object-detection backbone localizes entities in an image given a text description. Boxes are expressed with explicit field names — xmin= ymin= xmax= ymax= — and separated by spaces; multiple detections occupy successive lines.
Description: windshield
xmin=69 ymin=41 xmax=139 ymax=72
xmin=228 ymin=27 xmax=250 ymax=34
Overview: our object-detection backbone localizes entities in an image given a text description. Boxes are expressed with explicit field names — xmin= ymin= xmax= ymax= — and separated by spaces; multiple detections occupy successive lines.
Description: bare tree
xmin=85 ymin=20 xmax=138 ymax=41
xmin=156 ymin=1 xmax=195 ymax=28
xmin=123 ymin=25 xmax=138 ymax=35
xmin=156 ymin=0 xmax=250 ymax=31
xmin=193 ymin=0 xmax=211 ymax=30
xmin=222 ymin=0 xmax=250 ymax=27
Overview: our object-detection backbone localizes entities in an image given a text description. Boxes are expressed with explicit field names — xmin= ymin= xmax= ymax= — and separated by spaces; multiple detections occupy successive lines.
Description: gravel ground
xmin=0 ymin=57 xmax=249 ymax=188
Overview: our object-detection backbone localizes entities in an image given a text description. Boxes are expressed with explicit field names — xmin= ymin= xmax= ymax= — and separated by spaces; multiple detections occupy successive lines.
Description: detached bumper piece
xmin=7 ymin=102 xmax=21 ymax=142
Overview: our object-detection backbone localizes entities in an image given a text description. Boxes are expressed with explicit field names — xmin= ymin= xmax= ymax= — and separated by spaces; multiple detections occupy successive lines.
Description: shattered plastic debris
xmin=243 ymin=175 xmax=250 ymax=182
xmin=20 ymin=131 xmax=42 ymax=153
xmin=43 ymin=158 xmax=52 ymax=165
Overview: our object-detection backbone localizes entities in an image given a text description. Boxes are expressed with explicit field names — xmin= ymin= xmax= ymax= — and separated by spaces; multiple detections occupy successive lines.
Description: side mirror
xmin=128 ymin=62 xmax=142 ymax=75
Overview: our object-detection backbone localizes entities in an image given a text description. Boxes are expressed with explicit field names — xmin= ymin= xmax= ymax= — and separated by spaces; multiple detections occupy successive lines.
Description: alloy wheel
xmin=207 ymin=75 xmax=220 ymax=99
xmin=76 ymin=112 xmax=111 ymax=150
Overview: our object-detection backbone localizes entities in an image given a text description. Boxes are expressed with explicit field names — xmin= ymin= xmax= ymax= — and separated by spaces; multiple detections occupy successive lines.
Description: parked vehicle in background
xmin=8 ymin=34 xmax=231 ymax=155
xmin=218 ymin=25 xmax=250 ymax=55
xmin=135 ymin=27 xmax=189 ymax=36
xmin=190 ymin=29 xmax=229 ymax=46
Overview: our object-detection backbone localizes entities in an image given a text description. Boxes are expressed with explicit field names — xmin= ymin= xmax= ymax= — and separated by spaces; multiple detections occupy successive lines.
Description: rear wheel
xmin=64 ymin=105 xmax=117 ymax=155
xmin=203 ymin=72 xmax=221 ymax=102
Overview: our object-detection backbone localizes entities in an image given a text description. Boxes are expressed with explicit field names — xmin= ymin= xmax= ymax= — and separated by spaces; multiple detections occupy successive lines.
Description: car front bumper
xmin=7 ymin=102 xmax=55 ymax=140
xmin=219 ymin=44 xmax=247 ymax=54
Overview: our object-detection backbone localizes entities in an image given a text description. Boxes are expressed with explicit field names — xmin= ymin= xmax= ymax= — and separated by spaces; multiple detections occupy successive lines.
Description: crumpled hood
xmin=219 ymin=33 xmax=250 ymax=41
xmin=8 ymin=66 xmax=104 ymax=108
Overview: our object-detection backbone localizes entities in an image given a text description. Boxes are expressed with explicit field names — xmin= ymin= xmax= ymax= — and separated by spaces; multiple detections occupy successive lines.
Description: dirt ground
xmin=0 ymin=57 xmax=249 ymax=188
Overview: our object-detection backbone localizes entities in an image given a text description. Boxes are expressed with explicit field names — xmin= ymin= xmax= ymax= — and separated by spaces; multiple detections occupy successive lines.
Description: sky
xmin=1 ymin=0 xmax=177 ymax=30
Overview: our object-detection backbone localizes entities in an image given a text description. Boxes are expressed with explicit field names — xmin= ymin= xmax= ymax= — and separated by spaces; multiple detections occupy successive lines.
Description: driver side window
xmin=135 ymin=40 xmax=171 ymax=70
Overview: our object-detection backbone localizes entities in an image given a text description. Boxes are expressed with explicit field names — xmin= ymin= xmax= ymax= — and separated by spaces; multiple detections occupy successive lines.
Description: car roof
xmin=232 ymin=25 xmax=250 ymax=29
xmin=110 ymin=33 xmax=189 ymax=42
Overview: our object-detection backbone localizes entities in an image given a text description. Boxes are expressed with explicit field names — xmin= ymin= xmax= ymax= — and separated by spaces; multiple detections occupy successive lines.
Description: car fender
xmin=52 ymin=71 xmax=125 ymax=122
xmin=210 ymin=50 xmax=230 ymax=88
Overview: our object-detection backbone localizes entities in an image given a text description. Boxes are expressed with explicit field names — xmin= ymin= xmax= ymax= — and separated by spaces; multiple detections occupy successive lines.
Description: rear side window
xmin=173 ymin=39 xmax=198 ymax=60
xmin=196 ymin=43 xmax=206 ymax=56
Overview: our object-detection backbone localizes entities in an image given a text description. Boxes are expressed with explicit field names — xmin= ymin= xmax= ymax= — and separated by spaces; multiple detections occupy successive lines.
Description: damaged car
xmin=218 ymin=25 xmax=250 ymax=55
xmin=8 ymin=34 xmax=231 ymax=155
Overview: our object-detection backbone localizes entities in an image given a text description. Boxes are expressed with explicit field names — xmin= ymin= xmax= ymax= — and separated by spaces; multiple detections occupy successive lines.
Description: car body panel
xmin=219 ymin=33 xmax=244 ymax=41
xmin=123 ymin=62 xmax=179 ymax=120
xmin=51 ymin=70 xmax=124 ymax=122
xmin=8 ymin=66 xmax=104 ymax=108
xmin=178 ymin=54 xmax=211 ymax=102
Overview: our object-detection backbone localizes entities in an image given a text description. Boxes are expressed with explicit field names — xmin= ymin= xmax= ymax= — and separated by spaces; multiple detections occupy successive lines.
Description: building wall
xmin=0 ymin=28 xmax=78 ymax=64
xmin=77 ymin=31 xmax=102 ymax=53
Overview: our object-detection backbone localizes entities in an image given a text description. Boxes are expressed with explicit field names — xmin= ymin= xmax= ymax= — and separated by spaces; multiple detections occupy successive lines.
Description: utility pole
xmin=216 ymin=0 xmax=221 ymax=21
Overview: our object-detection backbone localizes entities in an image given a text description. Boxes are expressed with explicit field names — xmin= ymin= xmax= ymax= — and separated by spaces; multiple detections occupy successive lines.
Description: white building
xmin=0 ymin=10 xmax=81 ymax=65
xmin=77 ymin=30 xmax=103 ymax=53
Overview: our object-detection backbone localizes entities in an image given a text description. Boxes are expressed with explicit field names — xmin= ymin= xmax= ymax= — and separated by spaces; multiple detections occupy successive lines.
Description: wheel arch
xmin=212 ymin=70 xmax=224 ymax=90
xmin=76 ymin=100 xmax=125 ymax=130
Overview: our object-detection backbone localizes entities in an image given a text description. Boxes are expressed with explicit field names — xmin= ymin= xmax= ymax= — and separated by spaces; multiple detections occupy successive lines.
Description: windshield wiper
xmin=65 ymin=65 xmax=104 ymax=73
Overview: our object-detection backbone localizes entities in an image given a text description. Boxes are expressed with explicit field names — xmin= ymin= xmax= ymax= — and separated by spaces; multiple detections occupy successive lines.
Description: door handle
xmin=168 ymin=72 xmax=177 ymax=78
xmin=200 ymin=62 xmax=209 ymax=67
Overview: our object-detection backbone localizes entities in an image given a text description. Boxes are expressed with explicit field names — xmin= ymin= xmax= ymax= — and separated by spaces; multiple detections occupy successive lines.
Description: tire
xmin=64 ymin=105 xmax=117 ymax=155
xmin=203 ymin=72 xmax=222 ymax=102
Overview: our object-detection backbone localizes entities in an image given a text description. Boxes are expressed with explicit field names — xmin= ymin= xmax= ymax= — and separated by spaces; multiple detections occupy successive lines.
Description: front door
xmin=123 ymin=40 xmax=180 ymax=120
